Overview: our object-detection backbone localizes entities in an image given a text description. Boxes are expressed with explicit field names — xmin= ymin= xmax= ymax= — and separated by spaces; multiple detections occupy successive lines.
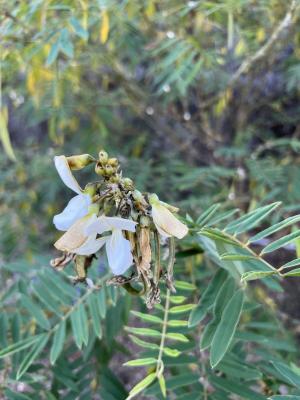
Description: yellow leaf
xmin=0 ymin=107 xmax=16 ymax=161
xmin=256 ymin=28 xmax=265 ymax=43
xmin=100 ymin=10 xmax=110 ymax=44
xmin=26 ymin=70 xmax=36 ymax=95
xmin=235 ymin=39 xmax=246 ymax=56
xmin=145 ymin=1 xmax=156 ymax=18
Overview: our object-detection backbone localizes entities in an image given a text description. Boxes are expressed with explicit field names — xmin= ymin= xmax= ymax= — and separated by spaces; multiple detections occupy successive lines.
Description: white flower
xmin=149 ymin=194 xmax=188 ymax=239
xmin=82 ymin=216 xmax=137 ymax=275
xmin=53 ymin=155 xmax=92 ymax=231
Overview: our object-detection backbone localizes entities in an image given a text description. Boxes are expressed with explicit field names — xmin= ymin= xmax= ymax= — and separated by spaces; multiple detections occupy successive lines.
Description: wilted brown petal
xmin=139 ymin=227 xmax=152 ymax=271
xmin=54 ymin=216 xmax=91 ymax=253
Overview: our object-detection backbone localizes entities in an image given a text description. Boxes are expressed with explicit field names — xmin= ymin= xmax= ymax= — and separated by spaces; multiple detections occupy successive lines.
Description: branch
xmin=199 ymin=0 xmax=300 ymax=109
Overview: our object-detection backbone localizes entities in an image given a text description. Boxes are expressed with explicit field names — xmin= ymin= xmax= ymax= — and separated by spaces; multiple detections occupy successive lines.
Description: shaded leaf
xmin=210 ymin=289 xmax=244 ymax=368
xmin=50 ymin=320 xmax=66 ymax=365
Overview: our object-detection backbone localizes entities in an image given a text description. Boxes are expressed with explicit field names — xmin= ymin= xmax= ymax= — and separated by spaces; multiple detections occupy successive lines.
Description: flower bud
xmin=98 ymin=150 xmax=108 ymax=163
xmin=84 ymin=183 xmax=98 ymax=197
xmin=107 ymin=157 xmax=118 ymax=167
xmin=110 ymin=175 xmax=121 ymax=183
xmin=95 ymin=162 xmax=105 ymax=176
xmin=123 ymin=178 xmax=134 ymax=190
xmin=66 ymin=154 xmax=95 ymax=170
xmin=104 ymin=165 xmax=115 ymax=176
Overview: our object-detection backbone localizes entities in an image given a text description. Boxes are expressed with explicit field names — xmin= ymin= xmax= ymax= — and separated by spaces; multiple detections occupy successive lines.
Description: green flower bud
xmin=107 ymin=157 xmax=118 ymax=167
xmin=84 ymin=183 xmax=98 ymax=197
xmin=123 ymin=177 xmax=134 ymax=190
xmin=66 ymin=154 xmax=95 ymax=170
xmin=104 ymin=165 xmax=115 ymax=176
xmin=95 ymin=162 xmax=105 ymax=176
xmin=98 ymin=150 xmax=108 ymax=163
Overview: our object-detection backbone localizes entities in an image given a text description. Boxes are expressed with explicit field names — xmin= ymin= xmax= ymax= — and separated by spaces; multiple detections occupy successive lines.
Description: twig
xmin=199 ymin=0 xmax=300 ymax=109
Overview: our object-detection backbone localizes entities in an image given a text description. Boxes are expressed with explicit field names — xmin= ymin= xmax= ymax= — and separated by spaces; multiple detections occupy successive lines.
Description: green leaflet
xmin=169 ymin=304 xmax=195 ymax=314
xmin=32 ymin=283 xmax=63 ymax=316
xmin=20 ymin=294 xmax=50 ymax=330
xmin=249 ymin=214 xmax=300 ymax=243
xmin=200 ymin=277 xmax=236 ymax=350
xmin=126 ymin=372 xmax=156 ymax=400
xmin=69 ymin=16 xmax=88 ymax=40
xmin=272 ymin=361 xmax=300 ymax=388
xmin=163 ymin=348 xmax=181 ymax=357
xmin=98 ymin=288 xmax=107 ymax=318
xmin=241 ymin=270 xmax=278 ymax=282
xmin=283 ymin=268 xmax=300 ymax=277
xmin=158 ymin=374 xmax=167 ymax=398
xmin=0 ymin=335 xmax=43 ymax=358
xmin=130 ymin=310 xmax=163 ymax=324
xmin=280 ymin=258 xmax=300 ymax=269
xmin=125 ymin=327 xmax=161 ymax=337
xmin=210 ymin=289 xmax=244 ymax=368
xmin=196 ymin=204 xmax=220 ymax=227
xmin=217 ymin=354 xmax=262 ymax=380
xmin=70 ymin=303 xmax=88 ymax=349
xmin=189 ymin=268 xmax=227 ymax=327
xmin=209 ymin=375 xmax=265 ymax=400
xmin=220 ymin=253 xmax=256 ymax=261
xmin=165 ymin=333 xmax=189 ymax=342
xmin=225 ymin=202 xmax=281 ymax=235
xmin=17 ymin=333 xmax=49 ymax=379
xmin=262 ymin=230 xmax=300 ymax=254
xmin=128 ymin=335 xmax=159 ymax=350
xmin=174 ymin=281 xmax=196 ymax=291
xmin=87 ymin=293 xmax=103 ymax=339
xmin=123 ymin=358 xmax=157 ymax=367
xmin=50 ymin=320 xmax=66 ymax=365
xmin=168 ymin=295 xmax=187 ymax=304
xmin=199 ymin=228 xmax=239 ymax=246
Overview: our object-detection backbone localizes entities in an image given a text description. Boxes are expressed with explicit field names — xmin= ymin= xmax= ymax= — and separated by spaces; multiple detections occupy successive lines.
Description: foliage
xmin=2 ymin=201 xmax=300 ymax=398
xmin=1 ymin=0 xmax=300 ymax=398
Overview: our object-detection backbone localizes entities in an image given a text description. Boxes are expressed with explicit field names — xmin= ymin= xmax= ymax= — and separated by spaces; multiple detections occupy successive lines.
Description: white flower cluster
xmin=52 ymin=151 xmax=188 ymax=300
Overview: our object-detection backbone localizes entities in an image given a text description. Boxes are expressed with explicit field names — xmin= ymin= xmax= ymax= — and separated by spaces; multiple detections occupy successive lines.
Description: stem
xmin=213 ymin=228 xmax=282 ymax=274
xmin=48 ymin=274 xmax=109 ymax=336
xmin=156 ymin=288 xmax=170 ymax=377
xmin=227 ymin=11 xmax=234 ymax=50
xmin=154 ymin=231 xmax=161 ymax=285
xmin=166 ymin=237 xmax=176 ymax=292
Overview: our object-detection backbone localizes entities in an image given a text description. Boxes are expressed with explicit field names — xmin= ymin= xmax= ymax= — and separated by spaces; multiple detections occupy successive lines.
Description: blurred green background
xmin=1 ymin=0 xmax=300 ymax=262
xmin=1 ymin=0 xmax=300 ymax=398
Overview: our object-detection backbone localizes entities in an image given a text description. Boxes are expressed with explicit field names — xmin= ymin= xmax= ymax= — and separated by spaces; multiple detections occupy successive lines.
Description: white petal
xmin=54 ymin=155 xmax=82 ymax=194
xmin=106 ymin=230 xmax=133 ymax=275
xmin=152 ymin=203 xmax=188 ymax=239
xmin=105 ymin=217 xmax=137 ymax=232
xmin=155 ymin=224 xmax=172 ymax=238
xmin=75 ymin=235 xmax=108 ymax=256
xmin=53 ymin=194 xmax=91 ymax=231
xmin=85 ymin=216 xmax=137 ymax=236
xmin=85 ymin=216 xmax=112 ymax=236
